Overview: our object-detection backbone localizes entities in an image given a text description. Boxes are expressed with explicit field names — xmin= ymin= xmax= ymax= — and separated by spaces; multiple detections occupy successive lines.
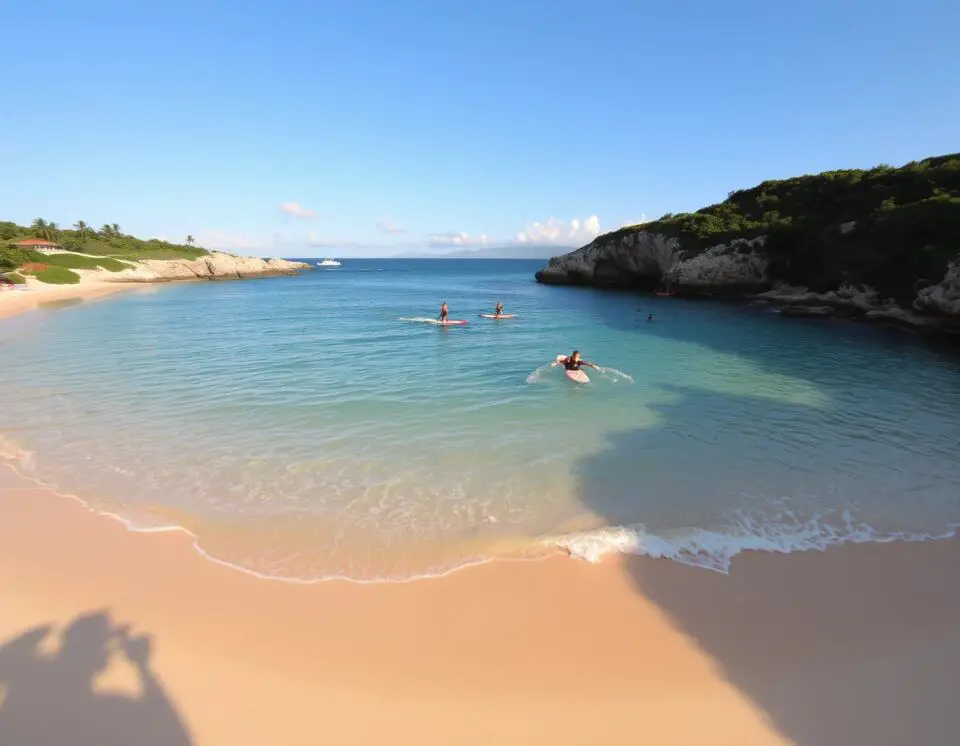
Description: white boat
xmin=317 ymin=258 xmax=341 ymax=267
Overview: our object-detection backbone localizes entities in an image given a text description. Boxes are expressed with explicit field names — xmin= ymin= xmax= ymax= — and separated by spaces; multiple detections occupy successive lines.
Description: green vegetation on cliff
xmin=0 ymin=219 xmax=208 ymax=261
xmin=615 ymin=154 xmax=960 ymax=304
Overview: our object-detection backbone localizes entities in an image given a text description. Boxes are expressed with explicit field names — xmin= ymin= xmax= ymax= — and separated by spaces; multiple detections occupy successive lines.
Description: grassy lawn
xmin=1 ymin=247 xmax=136 ymax=273
xmin=110 ymin=247 xmax=209 ymax=260
xmin=76 ymin=237 xmax=209 ymax=260
xmin=28 ymin=266 xmax=82 ymax=284
xmin=42 ymin=253 xmax=134 ymax=272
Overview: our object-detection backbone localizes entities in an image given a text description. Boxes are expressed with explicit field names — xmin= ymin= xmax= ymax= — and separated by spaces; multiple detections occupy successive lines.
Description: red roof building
xmin=15 ymin=238 xmax=61 ymax=253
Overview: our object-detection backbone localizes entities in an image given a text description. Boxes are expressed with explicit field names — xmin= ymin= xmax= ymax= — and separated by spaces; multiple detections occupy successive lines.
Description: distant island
xmin=537 ymin=153 xmax=960 ymax=332
xmin=401 ymin=244 xmax=572 ymax=260
xmin=1 ymin=219 xmax=309 ymax=286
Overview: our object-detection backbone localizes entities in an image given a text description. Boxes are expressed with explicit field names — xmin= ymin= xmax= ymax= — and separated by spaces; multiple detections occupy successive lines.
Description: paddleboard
xmin=479 ymin=314 xmax=517 ymax=319
xmin=400 ymin=317 xmax=468 ymax=326
xmin=566 ymin=369 xmax=590 ymax=384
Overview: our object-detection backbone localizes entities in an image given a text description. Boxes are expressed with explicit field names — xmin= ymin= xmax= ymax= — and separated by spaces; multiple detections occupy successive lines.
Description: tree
xmin=0 ymin=221 xmax=18 ymax=241
xmin=31 ymin=218 xmax=55 ymax=241
xmin=112 ymin=223 xmax=122 ymax=236
xmin=185 ymin=235 xmax=195 ymax=246
xmin=74 ymin=221 xmax=91 ymax=241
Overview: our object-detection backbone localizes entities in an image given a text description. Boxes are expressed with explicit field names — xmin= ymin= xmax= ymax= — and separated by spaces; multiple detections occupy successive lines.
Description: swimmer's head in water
xmin=571 ymin=350 xmax=581 ymax=362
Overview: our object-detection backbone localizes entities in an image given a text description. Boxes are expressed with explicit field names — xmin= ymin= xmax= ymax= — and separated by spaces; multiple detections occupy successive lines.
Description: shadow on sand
xmin=0 ymin=609 xmax=193 ymax=746
xmin=572 ymin=384 xmax=960 ymax=746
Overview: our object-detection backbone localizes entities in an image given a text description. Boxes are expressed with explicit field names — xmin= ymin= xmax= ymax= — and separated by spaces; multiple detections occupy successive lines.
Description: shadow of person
xmin=0 ymin=610 xmax=193 ymax=746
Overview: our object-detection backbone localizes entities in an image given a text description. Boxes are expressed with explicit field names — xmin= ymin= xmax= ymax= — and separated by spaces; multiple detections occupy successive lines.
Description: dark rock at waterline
xmin=535 ymin=227 xmax=960 ymax=337
xmin=779 ymin=305 xmax=836 ymax=317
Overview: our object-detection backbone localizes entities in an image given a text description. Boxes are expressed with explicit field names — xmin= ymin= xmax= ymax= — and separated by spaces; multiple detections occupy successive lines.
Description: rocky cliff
xmin=914 ymin=258 xmax=960 ymax=317
xmin=535 ymin=230 xmax=769 ymax=294
xmin=77 ymin=252 xmax=312 ymax=283
xmin=535 ymin=231 xmax=960 ymax=333
xmin=535 ymin=152 xmax=960 ymax=333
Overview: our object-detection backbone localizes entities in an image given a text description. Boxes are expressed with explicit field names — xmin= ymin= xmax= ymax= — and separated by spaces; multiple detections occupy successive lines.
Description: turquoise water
xmin=2 ymin=259 xmax=959 ymax=580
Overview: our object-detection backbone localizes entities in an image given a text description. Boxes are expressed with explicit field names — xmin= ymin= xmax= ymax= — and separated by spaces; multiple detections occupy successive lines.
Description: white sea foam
xmin=0 ymin=458 xmax=518 ymax=585
xmin=526 ymin=363 xmax=634 ymax=385
xmin=6 ymin=451 xmax=958 ymax=584
xmin=550 ymin=510 xmax=959 ymax=574
xmin=595 ymin=366 xmax=634 ymax=383
xmin=525 ymin=364 xmax=555 ymax=383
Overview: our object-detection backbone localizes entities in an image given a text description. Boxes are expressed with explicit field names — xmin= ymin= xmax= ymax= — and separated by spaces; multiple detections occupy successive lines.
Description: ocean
xmin=2 ymin=258 xmax=959 ymax=581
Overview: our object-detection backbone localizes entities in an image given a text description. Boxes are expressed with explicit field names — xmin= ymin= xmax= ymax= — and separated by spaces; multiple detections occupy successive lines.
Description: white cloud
xmin=377 ymin=218 xmax=406 ymax=235
xmin=426 ymin=231 xmax=491 ymax=248
xmin=514 ymin=216 xmax=601 ymax=246
xmin=619 ymin=215 xmax=649 ymax=228
xmin=280 ymin=201 xmax=317 ymax=219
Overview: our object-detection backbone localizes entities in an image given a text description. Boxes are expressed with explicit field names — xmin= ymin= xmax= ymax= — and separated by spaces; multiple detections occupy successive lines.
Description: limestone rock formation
xmin=77 ymin=252 xmax=311 ymax=283
xmin=535 ymin=231 xmax=769 ymax=293
xmin=536 ymin=230 xmax=959 ymax=333
xmin=914 ymin=257 xmax=960 ymax=317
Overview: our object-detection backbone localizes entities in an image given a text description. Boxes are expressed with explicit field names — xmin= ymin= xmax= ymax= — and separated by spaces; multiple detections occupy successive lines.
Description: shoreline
xmin=0 ymin=280 xmax=150 ymax=321
xmin=2 ymin=463 xmax=959 ymax=745
xmin=7 ymin=455 xmax=956 ymax=585
xmin=0 ymin=252 xmax=311 ymax=321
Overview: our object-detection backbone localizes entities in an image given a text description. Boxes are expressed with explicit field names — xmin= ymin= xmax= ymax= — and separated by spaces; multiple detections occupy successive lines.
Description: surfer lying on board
xmin=439 ymin=302 xmax=449 ymax=322
xmin=552 ymin=351 xmax=598 ymax=372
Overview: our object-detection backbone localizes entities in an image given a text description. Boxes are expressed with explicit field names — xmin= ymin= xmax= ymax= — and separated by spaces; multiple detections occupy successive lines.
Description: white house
xmin=15 ymin=238 xmax=62 ymax=254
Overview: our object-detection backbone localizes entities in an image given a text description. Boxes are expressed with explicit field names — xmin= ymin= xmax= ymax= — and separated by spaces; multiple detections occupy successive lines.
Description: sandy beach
xmin=0 ymin=252 xmax=308 ymax=321
xmin=0 ymin=281 xmax=144 ymax=321
xmin=0 ymin=463 xmax=957 ymax=746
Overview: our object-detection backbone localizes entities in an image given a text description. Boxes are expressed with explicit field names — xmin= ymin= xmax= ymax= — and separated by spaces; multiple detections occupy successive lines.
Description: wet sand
xmin=0 ymin=281 xmax=145 ymax=320
xmin=1 ymin=464 xmax=958 ymax=745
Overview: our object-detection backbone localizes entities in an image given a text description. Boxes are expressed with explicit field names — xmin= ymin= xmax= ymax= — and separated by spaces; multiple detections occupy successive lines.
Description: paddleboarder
xmin=552 ymin=351 xmax=598 ymax=372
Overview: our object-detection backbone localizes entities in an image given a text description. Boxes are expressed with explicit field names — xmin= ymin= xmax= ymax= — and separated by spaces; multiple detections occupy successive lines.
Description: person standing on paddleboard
xmin=494 ymin=301 xmax=505 ymax=317
xmin=439 ymin=302 xmax=449 ymax=323
xmin=553 ymin=351 xmax=598 ymax=372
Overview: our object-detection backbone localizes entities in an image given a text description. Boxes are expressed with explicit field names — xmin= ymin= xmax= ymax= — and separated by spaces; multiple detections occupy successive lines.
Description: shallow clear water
xmin=2 ymin=259 xmax=959 ymax=579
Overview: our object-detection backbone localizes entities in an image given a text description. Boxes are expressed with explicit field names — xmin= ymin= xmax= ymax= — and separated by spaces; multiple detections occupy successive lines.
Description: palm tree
xmin=48 ymin=222 xmax=60 ymax=240
xmin=31 ymin=218 xmax=53 ymax=241
xmin=100 ymin=224 xmax=114 ymax=238
xmin=74 ymin=221 xmax=90 ymax=241
xmin=111 ymin=223 xmax=122 ymax=236
xmin=185 ymin=235 xmax=195 ymax=246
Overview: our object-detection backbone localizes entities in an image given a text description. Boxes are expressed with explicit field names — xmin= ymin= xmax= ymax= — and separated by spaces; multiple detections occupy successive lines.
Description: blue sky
xmin=2 ymin=0 xmax=958 ymax=257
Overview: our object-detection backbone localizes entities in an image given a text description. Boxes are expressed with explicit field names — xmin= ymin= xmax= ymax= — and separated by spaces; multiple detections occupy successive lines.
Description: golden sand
xmin=1 ymin=465 xmax=958 ymax=745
